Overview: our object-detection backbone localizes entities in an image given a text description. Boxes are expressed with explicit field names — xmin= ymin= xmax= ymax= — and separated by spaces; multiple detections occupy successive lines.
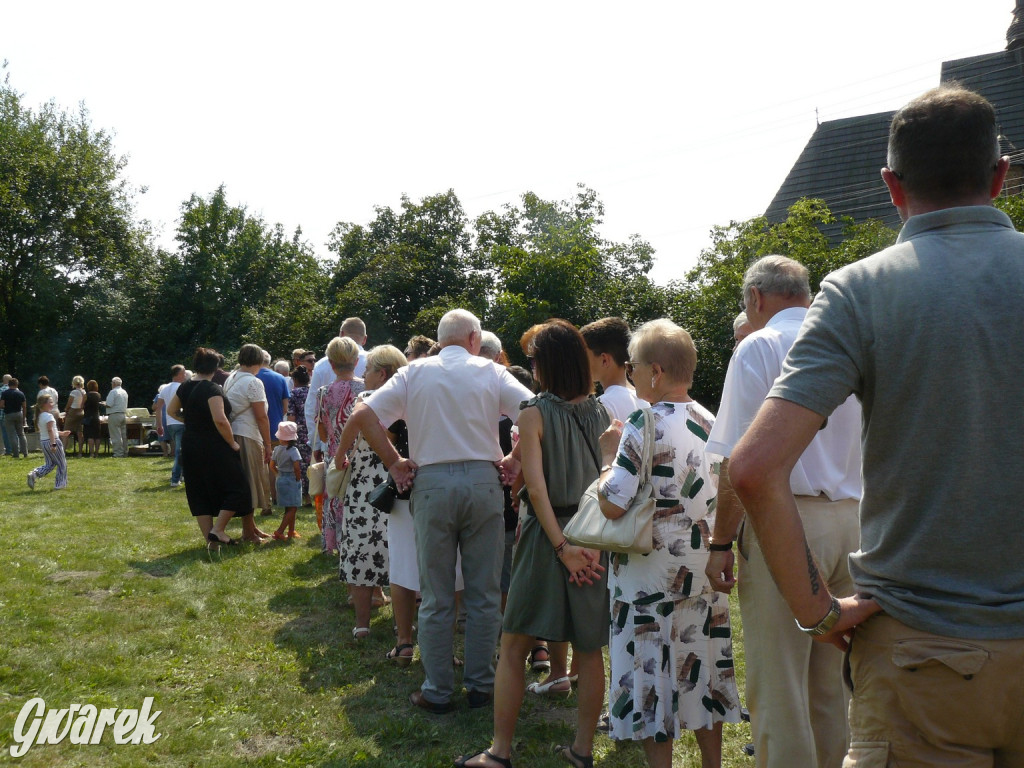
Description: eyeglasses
xmin=624 ymin=361 xmax=644 ymax=381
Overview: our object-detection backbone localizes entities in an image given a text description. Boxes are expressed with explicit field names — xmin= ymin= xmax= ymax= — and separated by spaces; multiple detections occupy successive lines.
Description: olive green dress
xmin=502 ymin=392 xmax=611 ymax=652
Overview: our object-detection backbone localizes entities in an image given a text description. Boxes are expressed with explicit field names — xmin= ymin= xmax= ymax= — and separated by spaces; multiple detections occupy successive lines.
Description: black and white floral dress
xmin=339 ymin=390 xmax=389 ymax=586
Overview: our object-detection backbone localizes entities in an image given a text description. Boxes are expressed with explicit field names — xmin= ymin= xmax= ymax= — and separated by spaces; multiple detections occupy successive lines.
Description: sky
xmin=1 ymin=1 xmax=1015 ymax=284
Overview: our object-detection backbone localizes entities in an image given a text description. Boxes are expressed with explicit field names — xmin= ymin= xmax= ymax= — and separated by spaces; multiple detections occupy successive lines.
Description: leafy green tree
xmin=671 ymin=198 xmax=898 ymax=410
xmin=0 ymin=69 xmax=144 ymax=386
xmin=159 ymin=185 xmax=328 ymax=360
xmin=477 ymin=185 xmax=670 ymax=363
xmin=325 ymin=190 xmax=487 ymax=348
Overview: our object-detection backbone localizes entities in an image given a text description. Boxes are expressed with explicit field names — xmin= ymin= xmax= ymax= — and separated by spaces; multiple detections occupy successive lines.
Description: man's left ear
xmin=991 ymin=156 xmax=1011 ymax=200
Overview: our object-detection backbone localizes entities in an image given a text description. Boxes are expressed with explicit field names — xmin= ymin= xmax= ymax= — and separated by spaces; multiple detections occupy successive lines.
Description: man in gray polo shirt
xmin=730 ymin=85 xmax=1024 ymax=765
xmin=340 ymin=309 xmax=532 ymax=714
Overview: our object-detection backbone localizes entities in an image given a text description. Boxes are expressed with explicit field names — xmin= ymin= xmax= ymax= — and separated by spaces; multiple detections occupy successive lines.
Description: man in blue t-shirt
xmin=256 ymin=348 xmax=289 ymax=510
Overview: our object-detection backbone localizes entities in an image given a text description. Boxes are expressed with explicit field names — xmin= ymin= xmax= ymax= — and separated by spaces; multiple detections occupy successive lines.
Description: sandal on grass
xmin=453 ymin=748 xmax=512 ymax=768
xmin=352 ymin=626 xmax=370 ymax=639
xmin=555 ymin=744 xmax=593 ymax=768
xmin=386 ymin=643 xmax=415 ymax=667
xmin=526 ymin=676 xmax=571 ymax=698
xmin=529 ymin=644 xmax=550 ymax=672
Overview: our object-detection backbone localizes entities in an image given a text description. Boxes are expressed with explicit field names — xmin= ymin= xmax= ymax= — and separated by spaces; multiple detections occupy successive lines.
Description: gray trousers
xmin=411 ymin=460 xmax=504 ymax=704
xmin=4 ymin=412 xmax=27 ymax=457
xmin=108 ymin=412 xmax=128 ymax=457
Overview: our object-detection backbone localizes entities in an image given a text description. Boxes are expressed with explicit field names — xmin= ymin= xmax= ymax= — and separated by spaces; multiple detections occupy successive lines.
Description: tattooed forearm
xmin=805 ymin=543 xmax=821 ymax=595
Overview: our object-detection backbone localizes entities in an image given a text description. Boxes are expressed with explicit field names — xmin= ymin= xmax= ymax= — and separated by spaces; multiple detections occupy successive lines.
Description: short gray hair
xmin=742 ymin=255 xmax=810 ymax=306
xmin=437 ymin=309 xmax=481 ymax=345
xmin=732 ymin=312 xmax=749 ymax=334
xmin=261 ymin=349 xmax=272 ymax=366
xmin=111 ymin=377 xmax=122 ymax=387
xmin=478 ymin=331 xmax=502 ymax=361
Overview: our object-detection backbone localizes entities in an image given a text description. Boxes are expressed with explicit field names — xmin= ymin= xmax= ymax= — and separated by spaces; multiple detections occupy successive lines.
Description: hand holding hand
xmin=389 ymin=458 xmax=419 ymax=493
xmin=496 ymin=453 xmax=521 ymax=486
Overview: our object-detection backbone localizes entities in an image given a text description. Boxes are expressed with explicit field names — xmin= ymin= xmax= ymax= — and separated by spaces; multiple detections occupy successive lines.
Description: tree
xmin=477 ymin=185 xmax=670 ymax=363
xmin=0 ymin=68 xmax=144 ymax=385
xmin=671 ymin=199 xmax=898 ymax=410
xmin=160 ymin=185 xmax=329 ymax=360
xmin=325 ymin=190 xmax=487 ymax=347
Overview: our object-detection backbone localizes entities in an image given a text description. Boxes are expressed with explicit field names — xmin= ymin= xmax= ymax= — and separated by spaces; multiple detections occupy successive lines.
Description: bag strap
xmin=569 ymin=408 xmax=602 ymax=472
xmin=638 ymin=406 xmax=655 ymax=486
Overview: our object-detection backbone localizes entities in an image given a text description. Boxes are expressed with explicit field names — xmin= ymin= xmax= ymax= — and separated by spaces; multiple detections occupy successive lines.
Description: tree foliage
xmin=672 ymin=199 xmax=898 ymax=410
xmin=2 ymin=70 xmax=926 ymax=413
xmin=0 ymin=69 xmax=143 ymax=383
xmin=477 ymin=185 xmax=670 ymax=363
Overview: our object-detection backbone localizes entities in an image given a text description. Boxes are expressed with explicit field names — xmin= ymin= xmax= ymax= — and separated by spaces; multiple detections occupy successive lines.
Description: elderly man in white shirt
xmin=340 ymin=309 xmax=533 ymax=715
xmin=303 ymin=317 xmax=368 ymax=456
xmin=704 ymin=255 xmax=861 ymax=768
xmin=105 ymin=377 xmax=130 ymax=459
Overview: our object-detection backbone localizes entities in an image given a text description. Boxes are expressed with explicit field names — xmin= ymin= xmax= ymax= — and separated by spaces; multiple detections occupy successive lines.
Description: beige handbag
xmin=307 ymin=461 xmax=325 ymax=496
xmin=563 ymin=407 xmax=656 ymax=555
xmin=325 ymin=457 xmax=352 ymax=499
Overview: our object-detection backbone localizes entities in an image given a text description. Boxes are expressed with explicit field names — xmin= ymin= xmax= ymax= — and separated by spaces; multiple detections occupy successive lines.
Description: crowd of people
xmin=8 ymin=85 xmax=1023 ymax=768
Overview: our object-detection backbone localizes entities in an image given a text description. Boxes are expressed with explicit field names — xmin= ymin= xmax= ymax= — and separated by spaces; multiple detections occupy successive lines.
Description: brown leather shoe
xmin=409 ymin=690 xmax=452 ymax=714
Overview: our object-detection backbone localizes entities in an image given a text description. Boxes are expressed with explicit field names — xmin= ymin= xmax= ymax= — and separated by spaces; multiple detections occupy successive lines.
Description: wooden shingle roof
xmin=766 ymin=7 xmax=1024 ymax=231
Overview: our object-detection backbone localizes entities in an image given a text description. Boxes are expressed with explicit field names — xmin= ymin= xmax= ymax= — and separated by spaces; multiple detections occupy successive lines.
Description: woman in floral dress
xmin=337 ymin=344 xmax=407 ymax=639
xmin=597 ymin=319 xmax=741 ymax=768
xmin=286 ymin=365 xmax=312 ymax=504
xmin=317 ymin=337 xmax=364 ymax=554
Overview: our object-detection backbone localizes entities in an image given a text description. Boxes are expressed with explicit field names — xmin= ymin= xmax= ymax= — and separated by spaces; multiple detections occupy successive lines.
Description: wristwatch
xmin=795 ymin=596 xmax=841 ymax=636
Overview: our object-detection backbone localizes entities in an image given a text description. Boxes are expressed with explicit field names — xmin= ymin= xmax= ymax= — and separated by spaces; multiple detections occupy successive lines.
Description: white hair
xmin=478 ymin=331 xmax=502 ymax=360
xmin=437 ymin=309 xmax=481 ymax=344
xmin=111 ymin=377 xmax=122 ymax=387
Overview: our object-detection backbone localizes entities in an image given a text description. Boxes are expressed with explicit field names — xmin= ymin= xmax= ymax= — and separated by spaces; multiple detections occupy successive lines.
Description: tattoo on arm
xmin=806 ymin=543 xmax=821 ymax=595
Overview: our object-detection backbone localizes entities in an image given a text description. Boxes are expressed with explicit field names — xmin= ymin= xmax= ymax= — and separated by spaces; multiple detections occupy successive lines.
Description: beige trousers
xmin=738 ymin=495 xmax=860 ymax=768
xmin=844 ymin=614 xmax=1024 ymax=768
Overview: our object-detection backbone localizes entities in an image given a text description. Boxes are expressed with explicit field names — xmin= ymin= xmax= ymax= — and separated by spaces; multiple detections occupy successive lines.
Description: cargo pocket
xmin=892 ymin=638 xmax=988 ymax=677
xmin=890 ymin=637 xmax=989 ymax=744
xmin=844 ymin=741 xmax=889 ymax=767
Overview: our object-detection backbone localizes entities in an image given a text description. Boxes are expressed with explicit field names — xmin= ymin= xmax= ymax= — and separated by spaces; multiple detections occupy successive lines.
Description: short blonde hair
xmin=629 ymin=319 xmax=697 ymax=388
xmin=326 ymin=336 xmax=360 ymax=368
xmin=72 ymin=375 xmax=84 ymax=389
xmin=366 ymin=345 xmax=408 ymax=382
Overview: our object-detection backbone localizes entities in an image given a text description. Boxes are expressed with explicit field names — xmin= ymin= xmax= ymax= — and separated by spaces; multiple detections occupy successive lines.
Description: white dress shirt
xmin=365 ymin=345 xmax=533 ymax=466
xmin=706 ymin=306 xmax=862 ymax=501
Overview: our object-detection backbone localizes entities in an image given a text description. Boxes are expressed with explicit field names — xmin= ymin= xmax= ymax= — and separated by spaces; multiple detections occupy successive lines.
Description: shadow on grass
xmin=129 ymin=541 xmax=257 ymax=577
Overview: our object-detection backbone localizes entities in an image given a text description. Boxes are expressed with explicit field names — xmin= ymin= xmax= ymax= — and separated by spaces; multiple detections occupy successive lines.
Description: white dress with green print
xmin=599 ymin=400 xmax=741 ymax=742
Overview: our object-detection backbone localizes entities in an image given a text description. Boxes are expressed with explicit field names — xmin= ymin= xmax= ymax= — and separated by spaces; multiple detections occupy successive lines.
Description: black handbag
xmin=367 ymin=478 xmax=397 ymax=513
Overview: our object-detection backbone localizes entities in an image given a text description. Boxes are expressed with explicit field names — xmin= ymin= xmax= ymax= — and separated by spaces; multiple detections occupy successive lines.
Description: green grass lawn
xmin=0 ymin=454 xmax=753 ymax=767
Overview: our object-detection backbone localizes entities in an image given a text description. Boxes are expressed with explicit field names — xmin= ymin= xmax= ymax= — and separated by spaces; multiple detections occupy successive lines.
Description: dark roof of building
xmin=764 ymin=111 xmax=899 ymax=237
xmin=766 ymin=6 xmax=1024 ymax=233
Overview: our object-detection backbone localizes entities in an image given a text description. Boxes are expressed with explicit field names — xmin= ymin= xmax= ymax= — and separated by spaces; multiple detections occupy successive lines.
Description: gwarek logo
xmin=9 ymin=697 xmax=162 ymax=757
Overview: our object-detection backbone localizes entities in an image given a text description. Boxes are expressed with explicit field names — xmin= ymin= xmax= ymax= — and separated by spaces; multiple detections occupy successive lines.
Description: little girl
xmin=29 ymin=394 xmax=70 ymax=490
xmin=270 ymin=421 xmax=303 ymax=540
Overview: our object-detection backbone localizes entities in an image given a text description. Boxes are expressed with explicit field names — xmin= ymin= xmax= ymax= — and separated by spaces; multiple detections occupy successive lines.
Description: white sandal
xmin=352 ymin=626 xmax=370 ymax=639
xmin=526 ymin=675 xmax=571 ymax=698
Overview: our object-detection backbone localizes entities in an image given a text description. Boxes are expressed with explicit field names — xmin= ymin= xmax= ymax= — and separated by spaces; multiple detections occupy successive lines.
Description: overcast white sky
xmin=1 ymin=1 xmax=1015 ymax=283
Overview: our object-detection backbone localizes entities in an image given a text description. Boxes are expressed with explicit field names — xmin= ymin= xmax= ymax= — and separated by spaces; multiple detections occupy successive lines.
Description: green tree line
xmin=18 ymin=72 xmax=1023 ymax=412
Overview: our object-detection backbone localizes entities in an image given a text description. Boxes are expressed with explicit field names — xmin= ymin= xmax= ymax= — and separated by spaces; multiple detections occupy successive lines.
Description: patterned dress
xmin=599 ymin=401 xmax=741 ymax=742
xmin=286 ymin=385 xmax=312 ymax=495
xmin=339 ymin=390 xmax=389 ymax=586
xmin=318 ymin=377 xmax=365 ymax=553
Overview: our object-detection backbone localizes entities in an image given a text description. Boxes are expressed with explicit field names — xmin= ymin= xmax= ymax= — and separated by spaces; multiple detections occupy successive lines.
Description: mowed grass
xmin=0 ymin=453 xmax=753 ymax=767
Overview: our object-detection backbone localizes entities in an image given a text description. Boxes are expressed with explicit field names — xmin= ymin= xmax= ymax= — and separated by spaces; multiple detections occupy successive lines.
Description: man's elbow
xmin=727 ymin=442 xmax=770 ymax=504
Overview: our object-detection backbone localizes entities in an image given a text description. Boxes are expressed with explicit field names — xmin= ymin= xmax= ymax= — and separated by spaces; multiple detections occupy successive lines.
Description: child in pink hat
xmin=271 ymin=421 xmax=302 ymax=540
